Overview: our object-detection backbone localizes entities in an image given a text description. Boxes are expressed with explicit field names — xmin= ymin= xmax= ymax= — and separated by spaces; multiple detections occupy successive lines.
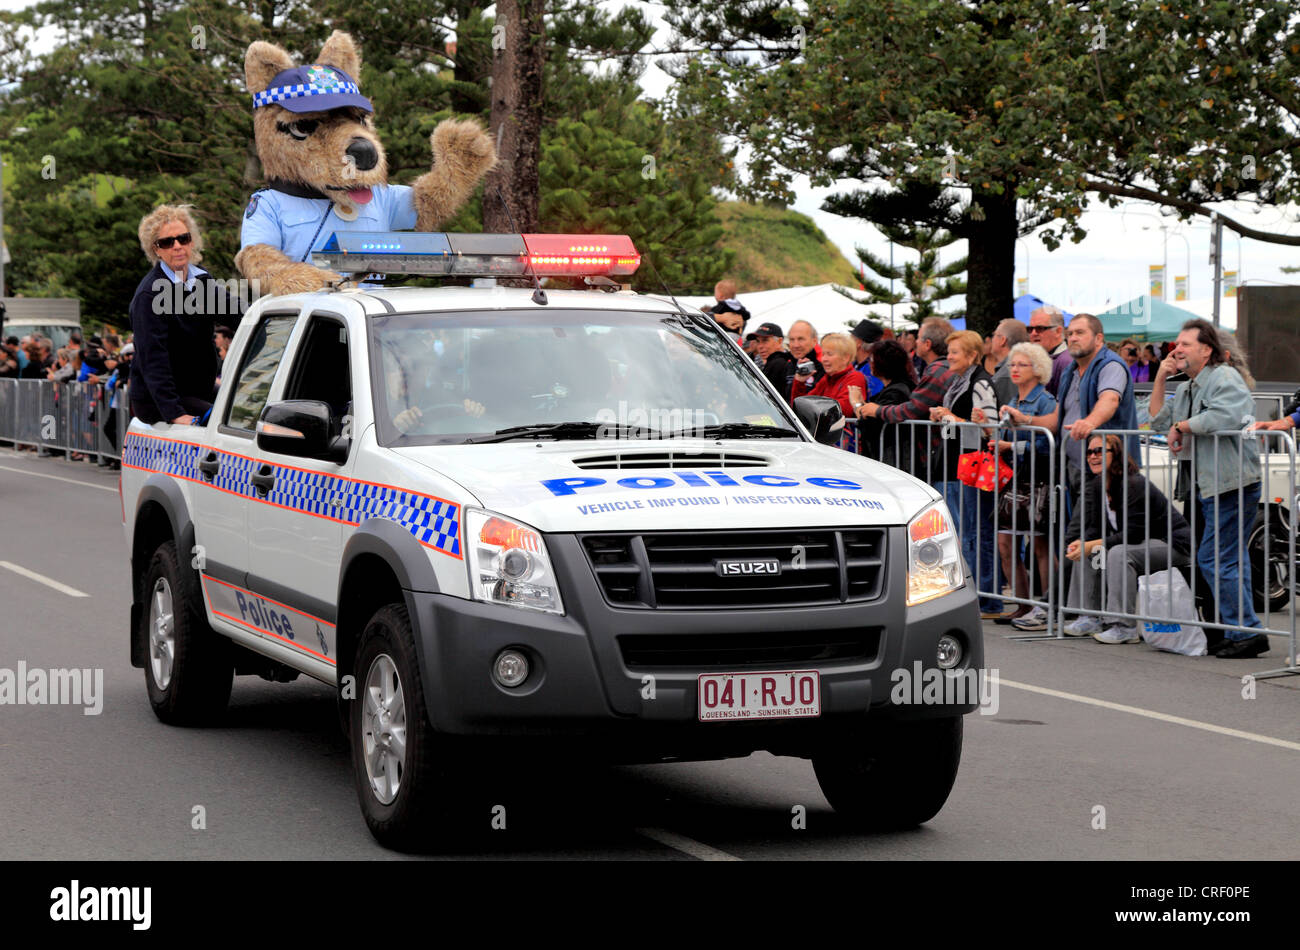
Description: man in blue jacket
xmin=1055 ymin=314 xmax=1137 ymax=502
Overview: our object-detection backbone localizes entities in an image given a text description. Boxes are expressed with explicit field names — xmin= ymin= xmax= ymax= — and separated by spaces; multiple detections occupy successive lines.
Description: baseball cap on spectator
xmin=850 ymin=319 xmax=884 ymax=346
xmin=752 ymin=322 xmax=784 ymax=338
xmin=120 ymin=343 xmax=135 ymax=356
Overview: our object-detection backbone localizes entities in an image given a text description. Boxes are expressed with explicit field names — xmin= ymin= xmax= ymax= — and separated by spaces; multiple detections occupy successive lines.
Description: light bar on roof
xmin=521 ymin=234 xmax=641 ymax=277
xmin=311 ymin=231 xmax=641 ymax=280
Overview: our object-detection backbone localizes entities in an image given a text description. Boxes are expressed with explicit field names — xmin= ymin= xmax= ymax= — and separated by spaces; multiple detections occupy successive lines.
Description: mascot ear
xmin=317 ymin=30 xmax=362 ymax=82
xmin=245 ymin=41 xmax=295 ymax=95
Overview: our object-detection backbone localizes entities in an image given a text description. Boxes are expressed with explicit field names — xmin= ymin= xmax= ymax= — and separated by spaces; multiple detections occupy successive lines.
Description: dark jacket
xmin=1066 ymin=469 xmax=1192 ymax=555
xmin=762 ymin=350 xmax=794 ymax=401
xmin=129 ymin=263 xmax=241 ymax=422
xmin=858 ymin=378 xmax=912 ymax=466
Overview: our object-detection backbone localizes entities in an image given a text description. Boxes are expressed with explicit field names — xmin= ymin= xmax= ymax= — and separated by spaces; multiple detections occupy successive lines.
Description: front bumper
xmin=410 ymin=527 xmax=982 ymax=756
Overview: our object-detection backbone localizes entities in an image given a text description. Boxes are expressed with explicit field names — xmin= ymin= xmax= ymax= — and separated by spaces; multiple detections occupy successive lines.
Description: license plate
xmin=697 ymin=670 xmax=820 ymax=722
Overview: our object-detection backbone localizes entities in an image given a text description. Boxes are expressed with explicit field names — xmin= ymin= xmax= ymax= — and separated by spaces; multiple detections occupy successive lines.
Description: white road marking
xmin=636 ymin=827 xmax=743 ymax=862
xmin=0 ymin=561 xmax=91 ymax=598
xmin=995 ymin=676 xmax=1300 ymax=752
xmin=0 ymin=462 xmax=117 ymax=493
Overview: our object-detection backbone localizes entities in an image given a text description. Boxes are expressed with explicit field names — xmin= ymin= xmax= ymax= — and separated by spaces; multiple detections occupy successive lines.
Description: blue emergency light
xmin=312 ymin=231 xmax=640 ymax=279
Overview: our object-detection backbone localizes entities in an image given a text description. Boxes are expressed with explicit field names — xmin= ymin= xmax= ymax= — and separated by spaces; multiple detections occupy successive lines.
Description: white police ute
xmin=121 ymin=231 xmax=982 ymax=850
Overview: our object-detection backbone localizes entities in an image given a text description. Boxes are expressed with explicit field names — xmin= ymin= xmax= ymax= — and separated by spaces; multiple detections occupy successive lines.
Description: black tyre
xmin=350 ymin=603 xmax=451 ymax=851
xmin=1248 ymin=519 xmax=1292 ymax=615
xmin=813 ymin=716 xmax=963 ymax=831
xmin=142 ymin=540 xmax=233 ymax=725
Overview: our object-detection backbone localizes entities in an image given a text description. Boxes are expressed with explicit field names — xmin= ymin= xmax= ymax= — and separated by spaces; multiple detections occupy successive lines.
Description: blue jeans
xmin=1198 ymin=483 xmax=1262 ymax=638
xmin=940 ymin=480 xmax=1002 ymax=612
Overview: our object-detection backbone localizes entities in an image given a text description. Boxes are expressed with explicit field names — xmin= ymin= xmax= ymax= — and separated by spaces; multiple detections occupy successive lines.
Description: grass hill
xmin=714 ymin=201 xmax=858 ymax=291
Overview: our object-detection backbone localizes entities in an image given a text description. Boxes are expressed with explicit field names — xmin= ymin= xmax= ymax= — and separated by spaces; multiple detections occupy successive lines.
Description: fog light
xmin=936 ymin=635 xmax=963 ymax=670
xmin=493 ymin=649 xmax=530 ymax=688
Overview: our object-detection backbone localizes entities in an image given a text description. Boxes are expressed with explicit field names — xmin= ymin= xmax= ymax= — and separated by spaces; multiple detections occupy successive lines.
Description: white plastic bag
xmin=1136 ymin=569 xmax=1207 ymax=656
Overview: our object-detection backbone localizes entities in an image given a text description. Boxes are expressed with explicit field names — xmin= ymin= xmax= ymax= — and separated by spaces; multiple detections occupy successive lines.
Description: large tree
xmin=664 ymin=0 xmax=1300 ymax=335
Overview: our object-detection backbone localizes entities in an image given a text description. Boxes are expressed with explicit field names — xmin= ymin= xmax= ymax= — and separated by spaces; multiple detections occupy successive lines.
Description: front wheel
xmin=813 ymin=716 xmax=963 ymax=831
xmin=350 ymin=603 xmax=453 ymax=851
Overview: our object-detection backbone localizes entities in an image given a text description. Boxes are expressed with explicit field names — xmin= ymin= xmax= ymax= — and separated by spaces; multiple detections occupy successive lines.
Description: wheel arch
xmin=130 ymin=476 xmax=197 ymax=668
xmin=336 ymin=519 xmax=441 ymax=701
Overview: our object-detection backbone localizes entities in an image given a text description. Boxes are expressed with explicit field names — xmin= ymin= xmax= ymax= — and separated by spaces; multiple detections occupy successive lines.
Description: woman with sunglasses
xmin=1062 ymin=432 xmax=1193 ymax=644
xmin=129 ymin=204 xmax=243 ymax=425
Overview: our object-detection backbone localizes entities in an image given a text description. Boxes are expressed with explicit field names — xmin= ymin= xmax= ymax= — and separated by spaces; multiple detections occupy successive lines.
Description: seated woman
xmin=985 ymin=342 xmax=1057 ymax=624
xmin=1063 ymin=432 xmax=1194 ymax=643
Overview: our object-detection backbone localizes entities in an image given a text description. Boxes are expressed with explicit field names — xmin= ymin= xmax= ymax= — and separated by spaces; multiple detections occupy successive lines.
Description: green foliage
xmin=0 ymin=0 xmax=733 ymax=323
xmin=825 ymin=180 xmax=967 ymax=321
xmin=539 ymin=93 xmax=731 ymax=293
xmin=665 ymin=0 xmax=1300 ymax=332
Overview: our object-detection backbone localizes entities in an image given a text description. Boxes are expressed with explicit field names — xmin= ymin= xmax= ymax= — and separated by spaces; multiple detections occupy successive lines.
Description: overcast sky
xmin=3 ymin=0 xmax=1297 ymax=318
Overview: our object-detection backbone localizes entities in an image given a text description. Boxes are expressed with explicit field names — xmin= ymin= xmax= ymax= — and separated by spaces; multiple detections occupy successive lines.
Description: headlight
xmin=906 ymin=500 xmax=964 ymax=606
xmin=465 ymin=509 xmax=564 ymax=614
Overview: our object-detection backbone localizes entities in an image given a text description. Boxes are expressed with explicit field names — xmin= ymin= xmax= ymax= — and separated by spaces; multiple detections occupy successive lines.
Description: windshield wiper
xmin=665 ymin=422 xmax=801 ymax=440
xmin=466 ymin=422 xmax=663 ymax=443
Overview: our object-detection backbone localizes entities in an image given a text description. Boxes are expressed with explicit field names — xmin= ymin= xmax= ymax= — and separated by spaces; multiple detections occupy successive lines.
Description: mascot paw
xmin=431 ymin=118 xmax=497 ymax=178
xmin=270 ymin=263 xmax=341 ymax=297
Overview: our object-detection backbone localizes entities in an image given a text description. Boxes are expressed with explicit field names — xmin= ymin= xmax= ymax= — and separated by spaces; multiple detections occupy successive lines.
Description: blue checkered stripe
xmin=342 ymin=483 xmax=461 ymax=557
xmin=269 ymin=466 xmax=338 ymax=517
xmin=252 ymin=81 xmax=361 ymax=108
xmin=212 ymin=452 xmax=256 ymax=498
xmin=124 ymin=435 xmax=461 ymax=558
xmin=123 ymin=435 xmax=200 ymax=481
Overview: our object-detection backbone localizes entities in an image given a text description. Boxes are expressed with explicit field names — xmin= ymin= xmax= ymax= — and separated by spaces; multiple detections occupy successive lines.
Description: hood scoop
xmin=573 ymin=450 xmax=771 ymax=471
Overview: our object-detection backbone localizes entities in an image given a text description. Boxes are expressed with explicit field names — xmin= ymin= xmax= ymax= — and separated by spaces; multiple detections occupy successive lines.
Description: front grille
xmin=580 ymin=528 xmax=887 ymax=609
xmin=572 ymin=450 xmax=770 ymax=470
xmin=618 ymin=628 xmax=882 ymax=669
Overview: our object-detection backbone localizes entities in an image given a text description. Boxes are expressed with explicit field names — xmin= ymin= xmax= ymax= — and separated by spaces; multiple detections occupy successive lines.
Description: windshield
xmin=368 ymin=309 xmax=800 ymax=445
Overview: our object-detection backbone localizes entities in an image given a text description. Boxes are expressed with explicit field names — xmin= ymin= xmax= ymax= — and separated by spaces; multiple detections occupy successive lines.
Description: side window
xmin=224 ymin=315 xmax=297 ymax=432
xmin=283 ymin=316 xmax=352 ymax=435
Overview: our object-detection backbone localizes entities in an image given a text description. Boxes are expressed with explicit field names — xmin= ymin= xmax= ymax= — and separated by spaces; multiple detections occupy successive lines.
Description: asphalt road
xmin=1 ymin=448 xmax=1298 ymax=861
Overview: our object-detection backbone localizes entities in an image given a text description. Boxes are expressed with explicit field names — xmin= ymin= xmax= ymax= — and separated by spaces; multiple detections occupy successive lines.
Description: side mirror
xmin=793 ymin=395 xmax=845 ymax=446
xmin=257 ymin=400 xmax=349 ymax=464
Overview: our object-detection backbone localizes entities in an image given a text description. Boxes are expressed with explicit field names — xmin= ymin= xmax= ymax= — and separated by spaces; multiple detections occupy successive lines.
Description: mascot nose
xmin=345 ymin=138 xmax=379 ymax=172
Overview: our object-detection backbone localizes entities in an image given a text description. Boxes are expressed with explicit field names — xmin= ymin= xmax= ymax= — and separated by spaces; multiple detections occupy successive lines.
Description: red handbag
xmin=956 ymin=451 xmax=984 ymax=487
xmin=975 ymin=452 xmax=1013 ymax=492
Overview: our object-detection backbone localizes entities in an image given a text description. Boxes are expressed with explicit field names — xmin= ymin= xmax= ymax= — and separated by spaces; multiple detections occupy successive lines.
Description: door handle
xmin=198 ymin=452 xmax=220 ymax=481
xmin=250 ymin=464 xmax=276 ymax=496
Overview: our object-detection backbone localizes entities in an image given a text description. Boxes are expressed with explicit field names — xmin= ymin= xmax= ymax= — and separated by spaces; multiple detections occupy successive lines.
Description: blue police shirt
xmin=240 ymin=184 xmax=417 ymax=264
xmin=159 ymin=261 xmax=208 ymax=288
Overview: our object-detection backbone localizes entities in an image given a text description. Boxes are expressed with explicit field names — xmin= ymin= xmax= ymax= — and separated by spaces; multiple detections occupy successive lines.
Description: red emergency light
xmin=521 ymin=234 xmax=641 ymax=277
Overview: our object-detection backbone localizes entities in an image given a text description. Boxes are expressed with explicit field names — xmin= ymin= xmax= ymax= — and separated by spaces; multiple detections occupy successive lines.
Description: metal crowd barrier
xmin=0 ymin=378 xmax=129 ymax=463
xmin=847 ymin=413 xmax=1298 ymax=675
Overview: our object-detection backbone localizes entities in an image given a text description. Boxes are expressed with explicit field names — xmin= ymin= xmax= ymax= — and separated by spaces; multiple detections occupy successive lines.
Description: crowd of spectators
xmin=0 ymin=321 xmax=234 ymax=466
xmin=719 ymin=293 xmax=1274 ymax=659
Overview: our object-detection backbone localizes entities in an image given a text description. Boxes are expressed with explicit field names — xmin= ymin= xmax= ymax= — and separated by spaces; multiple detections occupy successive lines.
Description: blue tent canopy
xmin=1013 ymin=294 xmax=1073 ymax=324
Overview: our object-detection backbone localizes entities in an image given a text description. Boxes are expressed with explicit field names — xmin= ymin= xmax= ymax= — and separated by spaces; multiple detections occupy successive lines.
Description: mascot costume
xmin=236 ymin=30 xmax=497 ymax=296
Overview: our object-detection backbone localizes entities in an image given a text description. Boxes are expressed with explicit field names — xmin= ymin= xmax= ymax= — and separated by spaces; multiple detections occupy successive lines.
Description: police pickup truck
xmin=121 ymin=231 xmax=981 ymax=850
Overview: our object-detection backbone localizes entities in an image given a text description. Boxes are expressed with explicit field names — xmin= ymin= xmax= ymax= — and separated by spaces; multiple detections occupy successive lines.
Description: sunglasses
xmin=154 ymin=233 xmax=193 ymax=250
xmin=1027 ymin=326 xmax=1050 ymax=333
xmin=1086 ymin=447 xmax=1106 ymax=457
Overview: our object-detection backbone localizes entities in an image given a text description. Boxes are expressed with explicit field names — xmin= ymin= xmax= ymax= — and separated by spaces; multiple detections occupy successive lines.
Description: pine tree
xmin=830 ymin=182 xmax=968 ymax=322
